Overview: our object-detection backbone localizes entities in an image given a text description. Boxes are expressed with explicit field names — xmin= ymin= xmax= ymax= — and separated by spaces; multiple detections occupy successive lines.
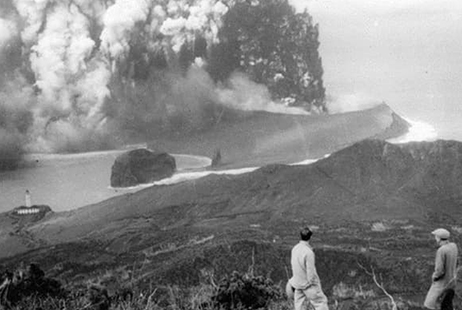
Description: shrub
xmin=211 ymin=271 xmax=282 ymax=309
xmin=0 ymin=264 xmax=65 ymax=308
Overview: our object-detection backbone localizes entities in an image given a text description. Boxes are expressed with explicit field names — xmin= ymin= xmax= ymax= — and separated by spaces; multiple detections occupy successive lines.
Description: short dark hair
xmin=300 ymin=227 xmax=312 ymax=241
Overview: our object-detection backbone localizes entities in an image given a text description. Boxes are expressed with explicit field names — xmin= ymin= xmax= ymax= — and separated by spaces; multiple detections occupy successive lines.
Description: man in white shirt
xmin=288 ymin=227 xmax=328 ymax=310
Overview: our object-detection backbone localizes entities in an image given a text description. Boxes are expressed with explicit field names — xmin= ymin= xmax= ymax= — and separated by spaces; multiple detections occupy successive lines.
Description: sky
xmin=291 ymin=0 xmax=462 ymax=140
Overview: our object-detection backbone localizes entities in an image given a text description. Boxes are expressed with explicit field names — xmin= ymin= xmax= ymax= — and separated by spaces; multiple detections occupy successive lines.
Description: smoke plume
xmin=101 ymin=0 xmax=151 ymax=60
xmin=218 ymin=73 xmax=309 ymax=115
xmin=0 ymin=18 xmax=17 ymax=48
xmin=0 ymin=0 xmax=312 ymax=170
xmin=0 ymin=74 xmax=35 ymax=169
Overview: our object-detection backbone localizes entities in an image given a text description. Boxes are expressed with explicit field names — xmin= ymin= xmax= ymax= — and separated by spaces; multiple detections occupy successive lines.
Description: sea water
xmin=0 ymin=150 xmax=211 ymax=213
xmin=310 ymin=0 xmax=462 ymax=142
xmin=0 ymin=119 xmax=439 ymax=214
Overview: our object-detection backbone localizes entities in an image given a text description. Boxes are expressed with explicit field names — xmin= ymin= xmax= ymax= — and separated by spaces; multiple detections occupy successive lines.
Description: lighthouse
xmin=25 ymin=190 xmax=31 ymax=207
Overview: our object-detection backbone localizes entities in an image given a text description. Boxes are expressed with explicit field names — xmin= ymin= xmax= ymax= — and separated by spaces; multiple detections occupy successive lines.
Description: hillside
xmin=0 ymin=103 xmax=409 ymax=257
xmin=1 ymin=139 xmax=462 ymax=309
xmin=12 ymin=139 xmax=462 ymax=248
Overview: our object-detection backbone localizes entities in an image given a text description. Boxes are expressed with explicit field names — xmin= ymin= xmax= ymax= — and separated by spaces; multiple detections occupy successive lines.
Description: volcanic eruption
xmin=0 ymin=0 xmax=329 ymax=170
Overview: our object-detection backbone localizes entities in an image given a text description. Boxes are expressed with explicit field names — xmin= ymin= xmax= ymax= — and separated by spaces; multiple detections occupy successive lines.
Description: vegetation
xmin=0 ymin=222 xmax=455 ymax=310
xmin=212 ymin=271 xmax=282 ymax=309
xmin=0 ymin=266 xmax=288 ymax=310
xmin=4 ymin=140 xmax=462 ymax=309
xmin=0 ymin=264 xmax=435 ymax=310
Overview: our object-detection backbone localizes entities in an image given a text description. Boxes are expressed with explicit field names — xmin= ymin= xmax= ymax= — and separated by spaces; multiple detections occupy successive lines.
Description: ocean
xmin=309 ymin=0 xmax=462 ymax=141
xmin=2 ymin=1 xmax=460 ymax=214
xmin=0 ymin=150 xmax=211 ymax=213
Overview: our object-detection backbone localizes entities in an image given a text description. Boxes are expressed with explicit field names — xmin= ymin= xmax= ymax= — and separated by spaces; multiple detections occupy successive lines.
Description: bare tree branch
xmin=358 ymin=263 xmax=398 ymax=310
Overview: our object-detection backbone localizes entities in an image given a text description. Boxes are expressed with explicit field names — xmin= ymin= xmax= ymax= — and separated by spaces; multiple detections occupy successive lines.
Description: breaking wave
xmin=387 ymin=117 xmax=438 ymax=144
xmin=146 ymin=155 xmax=329 ymax=187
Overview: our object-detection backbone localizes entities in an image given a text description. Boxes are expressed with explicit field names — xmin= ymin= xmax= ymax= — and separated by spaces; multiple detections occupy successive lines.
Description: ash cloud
xmin=100 ymin=0 xmax=152 ymax=60
xmin=0 ymin=0 xmax=312 ymax=169
xmin=0 ymin=4 xmax=29 ymax=168
xmin=0 ymin=18 xmax=17 ymax=48
xmin=218 ymin=72 xmax=309 ymax=115
xmin=0 ymin=75 xmax=35 ymax=169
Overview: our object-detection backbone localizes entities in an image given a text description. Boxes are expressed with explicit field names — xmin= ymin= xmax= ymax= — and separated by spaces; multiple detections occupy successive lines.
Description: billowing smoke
xmin=0 ymin=74 xmax=35 ymax=169
xmin=218 ymin=73 xmax=309 ymax=115
xmin=1 ymin=0 xmax=114 ymax=157
xmin=0 ymin=0 xmax=314 ymax=169
xmin=107 ymin=62 xmax=220 ymax=138
xmin=101 ymin=0 xmax=151 ymax=60
xmin=0 ymin=5 xmax=31 ymax=169
xmin=0 ymin=17 xmax=17 ymax=48
xmin=159 ymin=0 xmax=228 ymax=51
xmin=1 ymin=0 xmax=231 ymax=157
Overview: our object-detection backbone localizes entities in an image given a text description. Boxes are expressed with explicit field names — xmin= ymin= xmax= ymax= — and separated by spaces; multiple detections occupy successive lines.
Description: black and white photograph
xmin=0 ymin=0 xmax=461 ymax=309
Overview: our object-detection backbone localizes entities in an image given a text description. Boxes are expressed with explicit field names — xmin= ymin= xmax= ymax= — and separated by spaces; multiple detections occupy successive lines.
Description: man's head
xmin=300 ymin=227 xmax=313 ymax=241
xmin=431 ymin=228 xmax=450 ymax=243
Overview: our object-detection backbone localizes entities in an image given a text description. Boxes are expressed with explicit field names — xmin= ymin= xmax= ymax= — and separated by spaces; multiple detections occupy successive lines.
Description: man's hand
xmin=433 ymin=274 xmax=443 ymax=282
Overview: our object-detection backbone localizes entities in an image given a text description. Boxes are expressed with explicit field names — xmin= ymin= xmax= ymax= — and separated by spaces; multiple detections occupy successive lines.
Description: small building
xmin=16 ymin=207 xmax=40 ymax=215
xmin=10 ymin=205 xmax=52 ymax=218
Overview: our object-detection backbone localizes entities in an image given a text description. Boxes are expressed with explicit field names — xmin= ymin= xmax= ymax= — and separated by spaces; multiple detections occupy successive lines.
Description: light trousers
xmin=293 ymin=285 xmax=328 ymax=310
xmin=424 ymin=282 xmax=455 ymax=310
xmin=424 ymin=281 xmax=450 ymax=309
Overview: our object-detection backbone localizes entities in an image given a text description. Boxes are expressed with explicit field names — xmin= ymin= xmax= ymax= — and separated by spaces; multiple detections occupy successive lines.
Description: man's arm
xmin=305 ymin=250 xmax=317 ymax=285
xmin=432 ymin=248 xmax=445 ymax=281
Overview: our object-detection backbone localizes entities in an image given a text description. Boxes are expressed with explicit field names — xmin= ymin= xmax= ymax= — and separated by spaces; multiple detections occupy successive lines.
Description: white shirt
xmin=289 ymin=240 xmax=321 ymax=290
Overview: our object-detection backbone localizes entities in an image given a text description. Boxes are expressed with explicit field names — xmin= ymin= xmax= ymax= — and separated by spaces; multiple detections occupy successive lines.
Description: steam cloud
xmin=0 ymin=17 xmax=17 ymax=47
xmin=101 ymin=0 xmax=151 ymax=60
xmin=0 ymin=0 xmax=308 ymax=168
xmin=218 ymin=73 xmax=309 ymax=115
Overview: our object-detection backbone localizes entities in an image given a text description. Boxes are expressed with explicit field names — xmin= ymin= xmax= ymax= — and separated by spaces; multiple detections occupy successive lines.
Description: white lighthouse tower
xmin=25 ymin=189 xmax=31 ymax=207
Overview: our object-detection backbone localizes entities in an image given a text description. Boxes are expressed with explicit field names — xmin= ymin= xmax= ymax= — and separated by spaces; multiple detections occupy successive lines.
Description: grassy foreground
xmin=2 ymin=265 xmax=429 ymax=310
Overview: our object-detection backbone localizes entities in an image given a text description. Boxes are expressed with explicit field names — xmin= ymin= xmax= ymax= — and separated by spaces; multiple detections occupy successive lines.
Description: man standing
xmin=424 ymin=228 xmax=458 ymax=310
xmin=288 ymin=227 xmax=328 ymax=310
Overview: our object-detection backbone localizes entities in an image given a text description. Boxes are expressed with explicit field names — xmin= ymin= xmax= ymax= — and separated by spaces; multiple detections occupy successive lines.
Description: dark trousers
xmin=440 ymin=289 xmax=455 ymax=310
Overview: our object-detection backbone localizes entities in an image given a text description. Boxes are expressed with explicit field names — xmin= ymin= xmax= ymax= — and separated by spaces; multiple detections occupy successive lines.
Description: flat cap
xmin=431 ymin=228 xmax=450 ymax=239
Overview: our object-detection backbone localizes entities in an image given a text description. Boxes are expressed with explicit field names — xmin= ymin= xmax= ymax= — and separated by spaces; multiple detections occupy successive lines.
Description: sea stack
xmin=110 ymin=149 xmax=176 ymax=188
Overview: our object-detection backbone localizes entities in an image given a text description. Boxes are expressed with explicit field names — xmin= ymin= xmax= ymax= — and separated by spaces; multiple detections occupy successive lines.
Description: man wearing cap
xmin=424 ymin=228 xmax=458 ymax=310
xmin=288 ymin=227 xmax=328 ymax=310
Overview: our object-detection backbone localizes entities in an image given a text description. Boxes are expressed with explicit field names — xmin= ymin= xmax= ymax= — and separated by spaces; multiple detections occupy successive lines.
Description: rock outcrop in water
xmin=110 ymin=149 xmax=176 ymax=188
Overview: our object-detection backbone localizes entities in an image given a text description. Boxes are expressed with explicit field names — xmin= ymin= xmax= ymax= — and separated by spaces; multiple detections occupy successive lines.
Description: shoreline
xmin=1 ymin=104 xmax=418 ymax=215
xmin=0 ymin=152 xmax=213 ymax=214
